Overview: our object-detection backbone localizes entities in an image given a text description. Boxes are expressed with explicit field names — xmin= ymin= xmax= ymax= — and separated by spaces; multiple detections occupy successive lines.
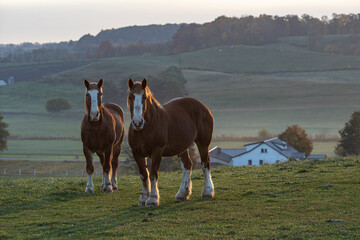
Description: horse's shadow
xmin=1 ymin=189 xmax=86 ymax=217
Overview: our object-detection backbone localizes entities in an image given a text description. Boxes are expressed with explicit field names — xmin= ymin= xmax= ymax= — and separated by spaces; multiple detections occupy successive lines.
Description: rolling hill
xmin=1 ymin=36 xmax=360 ymax=157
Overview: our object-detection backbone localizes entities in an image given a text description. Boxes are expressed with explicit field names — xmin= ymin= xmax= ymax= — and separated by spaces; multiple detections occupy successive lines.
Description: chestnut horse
xmin=81 ymin=79 xmax=125 ymax=194
xmin=127 ymin=78 xmax=215 ymax=206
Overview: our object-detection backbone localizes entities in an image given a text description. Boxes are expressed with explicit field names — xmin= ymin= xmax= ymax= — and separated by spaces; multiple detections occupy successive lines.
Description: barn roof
xmin=209 ymin=146 xmax=246 ymax=163
xmin=213 ymin=137 xmax=306 ymax=161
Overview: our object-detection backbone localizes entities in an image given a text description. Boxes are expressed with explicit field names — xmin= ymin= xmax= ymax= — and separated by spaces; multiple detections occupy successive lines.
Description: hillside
xmin=1 ymin=36 xmax=360 ymax=157
xmin=0 ymin=157 xmax=359 ymax=239
xmin=76 ymin=24 xmax=181 ymax=48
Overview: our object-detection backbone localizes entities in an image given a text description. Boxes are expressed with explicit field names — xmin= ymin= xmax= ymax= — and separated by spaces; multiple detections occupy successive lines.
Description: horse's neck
xmin=145 ymin=97 xmax=164 ymax=124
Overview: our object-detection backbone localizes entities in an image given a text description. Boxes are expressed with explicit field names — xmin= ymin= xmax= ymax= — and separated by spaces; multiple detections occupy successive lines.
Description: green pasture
xmin=1 ymin=139 xmax=336 ymax=160
xmin=0 ymin=157 xmax=359 ymax=239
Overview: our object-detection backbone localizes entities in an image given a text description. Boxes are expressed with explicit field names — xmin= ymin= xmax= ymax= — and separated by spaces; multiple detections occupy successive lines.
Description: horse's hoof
xmin=85 ymin=187 xmax=94 ymax=194
xmin=138 ymin=195 xmax=149 ymax=206
xmin=112 ymin=184 xmax=118 ymax=191
xmin=175 ymin=196 xmax=187 ymax=203
xmin=175 ymin=191 xmax=190 ymax=202
xmin=145 ymin=197 xmax=159 ymax=207
xmin=202 ymin=191 xmax=215 ymax=199
xmin=102 ymin=185 xmax=113 ymax=193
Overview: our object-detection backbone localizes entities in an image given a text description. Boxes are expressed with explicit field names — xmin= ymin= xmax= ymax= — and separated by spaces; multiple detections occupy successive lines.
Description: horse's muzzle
xmin=89 ymin=112 xmax=100 ymax=121
xmin=132 ymin=118 xmax=144 ymax=130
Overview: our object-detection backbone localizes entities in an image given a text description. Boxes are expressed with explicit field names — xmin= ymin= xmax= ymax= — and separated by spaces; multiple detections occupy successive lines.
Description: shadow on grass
xmin=0 ymin=190 xmax=86 ymax=217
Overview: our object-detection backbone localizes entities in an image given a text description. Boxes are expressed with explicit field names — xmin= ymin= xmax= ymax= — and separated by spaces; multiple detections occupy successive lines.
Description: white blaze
xmin=88 ymin=90 xmax=99 ymax=117
xmin=132 ymin=93 xmax=145 ymax=126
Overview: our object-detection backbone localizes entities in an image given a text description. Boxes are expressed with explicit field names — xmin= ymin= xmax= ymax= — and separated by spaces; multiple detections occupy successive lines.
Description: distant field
xmin=1 ymin=36 xmax=360 ymax=156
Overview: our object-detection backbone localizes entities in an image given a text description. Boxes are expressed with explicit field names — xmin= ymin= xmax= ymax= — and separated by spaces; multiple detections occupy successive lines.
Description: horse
xmin=127 ymin=78 xmax=215 ymax=206
xmin=81 ymin=79 xmax=125 ymax=194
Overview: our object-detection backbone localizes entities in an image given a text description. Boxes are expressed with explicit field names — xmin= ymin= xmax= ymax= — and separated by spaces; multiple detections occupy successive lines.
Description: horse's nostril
xmin=132 ymin=119 xmax=144 ymax=128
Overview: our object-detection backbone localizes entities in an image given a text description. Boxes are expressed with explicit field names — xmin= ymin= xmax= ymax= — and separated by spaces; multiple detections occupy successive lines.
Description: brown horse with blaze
xmin=81 ymin=79 xmax=125 ymax=194
xmin=127 ymin=78 xmax=215 ymax=206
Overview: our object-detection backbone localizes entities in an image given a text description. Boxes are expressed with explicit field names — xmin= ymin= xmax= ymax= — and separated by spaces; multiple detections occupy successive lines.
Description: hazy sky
xmin=0 ymin=0 xmax=359 ymax=44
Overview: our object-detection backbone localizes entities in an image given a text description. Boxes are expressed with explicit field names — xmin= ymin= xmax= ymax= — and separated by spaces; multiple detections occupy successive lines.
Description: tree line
xmin=1 ymin=13 xmax=360 ymax=63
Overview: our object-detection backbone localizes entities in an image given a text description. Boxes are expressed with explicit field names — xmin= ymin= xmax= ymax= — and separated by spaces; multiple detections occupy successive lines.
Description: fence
xmin=0 ymin=155 xmax=137 ymax=177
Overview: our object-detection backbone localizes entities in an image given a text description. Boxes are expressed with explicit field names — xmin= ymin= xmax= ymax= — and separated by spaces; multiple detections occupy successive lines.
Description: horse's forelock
xmin=127 ymin=82 xmax=162 ymax=108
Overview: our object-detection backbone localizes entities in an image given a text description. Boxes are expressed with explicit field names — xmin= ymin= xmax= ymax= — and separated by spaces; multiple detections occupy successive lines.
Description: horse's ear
xmin=142 ymin=78 xmax=147 ymax=89
xmin=98 ymin=79 xmax=103 ymax=89
xmin=84 ymin=79 xmax=90 ymax=89
xmin=128 ymin=78 xmax=134 ymax=89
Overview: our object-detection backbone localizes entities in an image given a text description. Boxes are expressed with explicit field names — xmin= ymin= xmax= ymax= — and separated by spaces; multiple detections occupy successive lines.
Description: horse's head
xmin=127 ymin=78 xmax=149 ymax=130
xmin=84 ymin=79 xmax=103 ymax=122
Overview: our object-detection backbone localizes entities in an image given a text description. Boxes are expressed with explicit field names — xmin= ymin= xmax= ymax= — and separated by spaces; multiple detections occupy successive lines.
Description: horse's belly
xmin=162 ymin=137 xmax=195 ymax=156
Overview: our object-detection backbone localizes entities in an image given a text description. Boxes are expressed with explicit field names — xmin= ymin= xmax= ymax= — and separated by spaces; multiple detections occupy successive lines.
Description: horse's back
xmin=104 ymin=103 xmax=125 ymax=144
xmin=164 ymin=97 xmax=213 ymax=124
xmin=104 ymin=103 xmax=124 ymax=121
xmin=164 ymin=97 xmax=214 ymax=146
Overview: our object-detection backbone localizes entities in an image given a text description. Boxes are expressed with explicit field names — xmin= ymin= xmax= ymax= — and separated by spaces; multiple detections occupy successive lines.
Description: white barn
xmin=0 ymin=80 xmax=7 ymax=86
xmin=209 ymin=137 xmax=306 ymax=166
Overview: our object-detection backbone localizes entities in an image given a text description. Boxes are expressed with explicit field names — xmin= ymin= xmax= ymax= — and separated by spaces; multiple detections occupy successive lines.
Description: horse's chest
xmin=84 ymin=131 xmax=112 ymax=152
xmin=137 ymin=143 xmax=152 ymax=157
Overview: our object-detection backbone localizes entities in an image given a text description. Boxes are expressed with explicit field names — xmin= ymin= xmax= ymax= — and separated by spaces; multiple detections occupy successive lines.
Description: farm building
xmin=208 ymin=137 xmax=308 ymax=166
xmin=0 ymin=80 xmax=7 ymax=86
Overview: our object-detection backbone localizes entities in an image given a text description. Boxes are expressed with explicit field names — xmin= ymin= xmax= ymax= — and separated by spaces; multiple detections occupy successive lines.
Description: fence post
xmin=34 ymin=169 xmax=36 ymax=176
xmin=49 ymin=169 xmax=52 ymax=176
xmin=19 ymin=169 xmax=21 ymax=176
xmin=66 ymin=169 xmax=68 ymax=176
xmin=3 ymin=169 xmax=6 ymax=175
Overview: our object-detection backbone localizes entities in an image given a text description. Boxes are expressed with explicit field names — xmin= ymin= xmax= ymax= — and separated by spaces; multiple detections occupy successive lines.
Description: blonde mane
xmin=127 ymin=82 xmax=161 ymax=108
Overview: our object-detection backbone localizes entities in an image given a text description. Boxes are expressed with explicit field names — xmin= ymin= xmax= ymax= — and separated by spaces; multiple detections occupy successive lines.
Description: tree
xmin=258 ymin=128 xmax=271 ymax=140
xmin=336 ymin=111 xmax=360 ymax=156
xmin=45 ymin=98 xmax=72 ymax=113
xmin=278 ymin=125 xmax=313 ymax=156
xmin=0 ymin=113 xmax=10 ymax=152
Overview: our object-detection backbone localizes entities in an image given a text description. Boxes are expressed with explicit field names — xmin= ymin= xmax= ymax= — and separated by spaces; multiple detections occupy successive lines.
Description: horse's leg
xmin=100 ymin=145 xmax=113 ymax=193
xmin=83 ymin=145 xmax=94 ymax=194
xmin=133 ymin=151 xmax=150 ymax=206
xmin=111 ymin=143 xmax=121 ymax=191
xmin=175 ymin=149 xmax=193 ymax=202
xmin=97 ymin=152 xmax=105 ymax=189
xmin=196 ymin=143 xmax=215 ymax=199
xmin=146 ymin=148 xmax=162 ymax=207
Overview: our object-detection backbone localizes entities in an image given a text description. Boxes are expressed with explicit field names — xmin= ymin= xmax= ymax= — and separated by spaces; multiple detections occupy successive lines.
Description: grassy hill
xmin=1 ymin=35 xmax=360 ymax=157
xmin=0 ymin=157 xmax=359 ymax=239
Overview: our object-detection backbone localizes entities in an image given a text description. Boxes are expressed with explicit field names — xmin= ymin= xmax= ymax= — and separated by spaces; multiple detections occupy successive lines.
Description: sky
xmin=0 ymin=0 xmax=359 ymax=44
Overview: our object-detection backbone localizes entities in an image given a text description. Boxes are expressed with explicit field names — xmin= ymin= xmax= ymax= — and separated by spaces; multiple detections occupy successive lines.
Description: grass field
xmin=1 ymin=35 xmax=360 ymax=156
xmin=0 ymin=157 xmax=359 ymax=239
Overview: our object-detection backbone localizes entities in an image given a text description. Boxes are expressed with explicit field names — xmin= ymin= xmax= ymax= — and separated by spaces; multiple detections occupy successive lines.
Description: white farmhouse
xmin=0 ymin=80 xmax=7 ymax=86
xmin=209 ymin=137 xmax=306 ymax=166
